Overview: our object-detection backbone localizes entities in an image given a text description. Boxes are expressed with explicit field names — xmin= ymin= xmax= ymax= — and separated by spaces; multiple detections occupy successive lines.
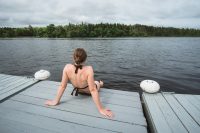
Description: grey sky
xmin=0 ymin=0 xmax=199 ymax=28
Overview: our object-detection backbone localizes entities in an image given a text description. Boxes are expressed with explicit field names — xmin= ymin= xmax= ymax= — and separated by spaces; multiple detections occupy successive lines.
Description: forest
xmin=0 ymin=23 xmax=200 ymax=37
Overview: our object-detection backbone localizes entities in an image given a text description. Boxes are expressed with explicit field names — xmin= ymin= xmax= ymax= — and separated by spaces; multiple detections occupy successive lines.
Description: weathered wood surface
xmin=0 ymin=75 xmax=147 ymax=133
xmin=0 ymin=74 xmax=38 ymax=102
xmin=142 ymin=92 xmax=200 ymax=133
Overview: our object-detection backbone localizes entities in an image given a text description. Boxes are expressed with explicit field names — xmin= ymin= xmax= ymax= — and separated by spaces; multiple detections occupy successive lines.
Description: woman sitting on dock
xmin=45 ymin=48 xmax=114 ymax=118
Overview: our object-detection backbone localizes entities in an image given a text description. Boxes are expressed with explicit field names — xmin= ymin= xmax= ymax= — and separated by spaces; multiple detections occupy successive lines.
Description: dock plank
xmin=0 ymin=107 xmax=115 ymax=133
xmin=0 ymin=74 xmax=11 ymax=80
xmin=0 ymin=76 xmax=29 ymax=87
xmin=0 ymin=117 xmax=56 ymax=133
xmin=194 ymin=95 xmax=200 ymax=101
xmin=154 ymin=93 xmax=187 ymax=133
xmin=142 ymin=93 xmax=172 ymax=133
xmin=174 ymin=94 xmax=200 ymax=125
xmin=21 ymin=89 xmax=141 ymax=108
xmin=19 ymin=93 xmax=143 ymax=116
xmin=163 ymin=94 xmax=200 ymax=133
xmin=0 ymin=74 xmax=38 ymax=102
xmin=0 ymin=100 xmax=146 ymax=133
xmin=0 ymin=80 xmax=37 ymax=101
xmin=184 ymin=95 xmax=200 ymax=111
xmin=32 ymin=81 xmax=140 ymax=101
xmin=142 ymin=92 xmax=200 ymax=133
xmin=9 ymin=94 xmax=146 ymax=125
xmin=23 ymin=82 xmax=141 ymax=107
xmin=39 ymin=81 xmax=139 ymax=97
xmin=0 ymin=75 xmax=18 ymax=84
xmin=0 ymin=78 xmax=30 ymax=92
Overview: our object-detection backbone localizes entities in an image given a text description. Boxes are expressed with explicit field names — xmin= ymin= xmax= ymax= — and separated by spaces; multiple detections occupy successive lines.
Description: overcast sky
xmin=0 ymin=0 xmax=199 ymax=28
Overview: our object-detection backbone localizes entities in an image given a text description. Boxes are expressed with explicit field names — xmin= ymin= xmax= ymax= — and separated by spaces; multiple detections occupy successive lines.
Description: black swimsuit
xmin=71 ymin=64 xmax=88 ymax=96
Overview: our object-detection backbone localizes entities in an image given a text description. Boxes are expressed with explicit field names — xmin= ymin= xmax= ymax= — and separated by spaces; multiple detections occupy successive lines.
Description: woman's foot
xmin=95 ymin=80 xmax=103 ymax=91
xmin=99 ymin=80 xmax=104 ymax=88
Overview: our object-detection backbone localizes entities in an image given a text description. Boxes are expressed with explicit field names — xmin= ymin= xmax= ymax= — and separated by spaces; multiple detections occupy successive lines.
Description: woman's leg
xmin=79 ymin=81 xmax=103 ymax=95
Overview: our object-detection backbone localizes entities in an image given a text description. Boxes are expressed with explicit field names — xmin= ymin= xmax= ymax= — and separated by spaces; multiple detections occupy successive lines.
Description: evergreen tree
xmin=0 ymin=23 xmax=200 ymax=38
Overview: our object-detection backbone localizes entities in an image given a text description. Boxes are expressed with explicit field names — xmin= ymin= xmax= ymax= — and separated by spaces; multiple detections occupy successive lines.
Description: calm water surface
xmin=0 ymin=37 xmax=200 ymax=94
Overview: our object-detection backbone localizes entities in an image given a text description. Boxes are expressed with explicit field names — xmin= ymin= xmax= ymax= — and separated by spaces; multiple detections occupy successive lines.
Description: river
xmin=0 ymin=37 xmax=200 ymax=94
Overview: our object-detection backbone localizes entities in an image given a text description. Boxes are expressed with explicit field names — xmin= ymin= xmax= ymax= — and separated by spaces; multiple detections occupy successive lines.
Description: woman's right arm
xmin=45 ymin=65 xmax=69 ymax=106
xmin=87 ymin=66 xmax=114 ymax=118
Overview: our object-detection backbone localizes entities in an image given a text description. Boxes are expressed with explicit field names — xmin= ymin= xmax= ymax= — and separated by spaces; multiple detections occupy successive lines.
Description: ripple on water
xmin=0 ymin=37 xmax=200 ymax=94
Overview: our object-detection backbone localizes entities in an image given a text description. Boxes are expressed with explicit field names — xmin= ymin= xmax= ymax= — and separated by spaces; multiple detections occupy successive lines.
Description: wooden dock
xmin=0 ymin=74 xmax=200 ymax=133
xmin=0 ymin=74 xmax=147 ymax=133
xmin=142 ymin=92 xmax=200 ymax=133
xmin=0 ymin=74 xmax=38 ymax=102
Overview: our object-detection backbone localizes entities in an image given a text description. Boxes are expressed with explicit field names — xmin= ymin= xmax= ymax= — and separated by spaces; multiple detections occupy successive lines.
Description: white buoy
xmin=34 ymin=70 xmax=50 ymax=80
xmin=140 ymin=80 xmax=160 ymax=93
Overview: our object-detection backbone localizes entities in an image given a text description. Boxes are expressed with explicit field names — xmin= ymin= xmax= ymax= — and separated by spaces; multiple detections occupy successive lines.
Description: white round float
xmin=140 ymin=80 xmax=160 ymax=93
xmin=34 ymin=70 xmax=50 ymax=80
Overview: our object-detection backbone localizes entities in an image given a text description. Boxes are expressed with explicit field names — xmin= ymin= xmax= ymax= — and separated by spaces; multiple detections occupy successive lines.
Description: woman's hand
xmin=99 ymin=108 xmax=114 ymax=118
xmin=45 ymin=100 xmax=59 ymax=106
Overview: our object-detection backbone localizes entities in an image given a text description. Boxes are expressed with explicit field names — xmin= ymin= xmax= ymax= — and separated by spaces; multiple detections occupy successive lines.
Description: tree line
xmin=0 ymin=23 xmax=200 ymax=37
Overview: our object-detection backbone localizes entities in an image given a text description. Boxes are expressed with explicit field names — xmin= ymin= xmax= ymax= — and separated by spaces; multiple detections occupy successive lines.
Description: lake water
xmin=0 ymin=37 xmax=200 ymax=94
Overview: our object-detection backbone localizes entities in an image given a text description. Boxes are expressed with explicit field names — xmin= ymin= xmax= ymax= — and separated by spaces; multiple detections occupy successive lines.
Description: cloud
xmin=0 ymin=0 xmax=199 ymax=28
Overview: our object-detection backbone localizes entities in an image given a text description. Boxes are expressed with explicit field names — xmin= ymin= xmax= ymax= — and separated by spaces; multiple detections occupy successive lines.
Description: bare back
xmin=65 ymin=64 xmax=91 ymax=88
